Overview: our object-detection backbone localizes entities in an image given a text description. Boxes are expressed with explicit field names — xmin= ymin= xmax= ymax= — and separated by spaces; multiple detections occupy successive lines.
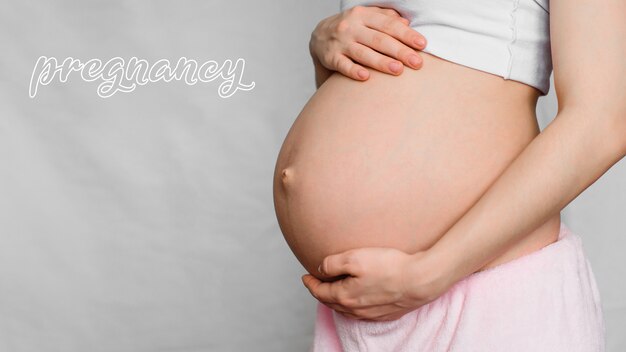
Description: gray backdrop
xmin=0 ymin=1 xmax=623 ymax=351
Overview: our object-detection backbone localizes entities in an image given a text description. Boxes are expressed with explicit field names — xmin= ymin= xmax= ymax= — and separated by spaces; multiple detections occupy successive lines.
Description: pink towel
xmin=310 ymin=222 xmax=606 ymax=351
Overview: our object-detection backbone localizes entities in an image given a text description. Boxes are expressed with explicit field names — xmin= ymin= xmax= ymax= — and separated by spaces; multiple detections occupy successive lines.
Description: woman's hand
xmin=309 ymin=5 xmax=427 ymax=84
xmin=301 ymin=247 xmax=452 ymax=322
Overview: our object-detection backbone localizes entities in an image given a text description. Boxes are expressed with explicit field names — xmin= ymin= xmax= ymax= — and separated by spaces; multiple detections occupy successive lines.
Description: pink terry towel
xmin=310 ymin=222 xmax=606 ymax=351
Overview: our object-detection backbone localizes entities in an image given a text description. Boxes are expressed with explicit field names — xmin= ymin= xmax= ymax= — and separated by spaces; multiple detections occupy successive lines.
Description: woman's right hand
xmin=309 ymin=5 xmax=428 ymax=81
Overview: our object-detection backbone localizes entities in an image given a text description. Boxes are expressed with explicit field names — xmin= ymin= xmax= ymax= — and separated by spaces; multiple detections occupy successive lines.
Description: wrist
xmin=406 ymin=249 xmax=459 ymax=301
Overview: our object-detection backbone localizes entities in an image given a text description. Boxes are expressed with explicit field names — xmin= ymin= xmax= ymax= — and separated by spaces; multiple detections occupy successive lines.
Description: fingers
xmin=302 ymin=274 xmax=344 ymax=304
xmin=312 ymin=5 xmax=426 ymax=81
xmin=332 ymin=53 xmax=370 ymax=80
xmin=369 ymin=6 xmax=408 ymax=24
xmin=369 ymin=6 xmax=410 ymax=25
xmin=361 ymin=10 xmax=427 ymax=52
xmin=302 ymin=273 xmax=410 ymax=321
xmin=344 ymin=41 xmax=403 ymax=75
xmin=319 ymin=252 xmax=360 ymax=278
xmin=351 ymin=30 xmax=421 ymax=74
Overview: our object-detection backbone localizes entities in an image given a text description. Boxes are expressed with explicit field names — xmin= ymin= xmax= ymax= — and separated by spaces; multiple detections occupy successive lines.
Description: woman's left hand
xmin=301 ymin=247 xmax=451 ymax=321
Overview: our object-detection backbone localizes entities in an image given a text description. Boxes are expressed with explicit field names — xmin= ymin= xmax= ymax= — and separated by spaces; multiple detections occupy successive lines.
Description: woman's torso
xmin=273 ymin=52 xmax=561 ymax=280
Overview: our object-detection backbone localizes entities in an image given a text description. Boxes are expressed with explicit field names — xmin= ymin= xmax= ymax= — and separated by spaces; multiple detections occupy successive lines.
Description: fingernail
xmin=415 ymin=37 xmax=426 ymax=47
xmin=409 ymin=55 xmax=420 ymax=67
xmin=318 ymin=264 xmax=323 ymax=274
xmin=389 ymin=61 xmax=402 ymax=73
xmin=357 ymin=69 xmax=368 ymax=79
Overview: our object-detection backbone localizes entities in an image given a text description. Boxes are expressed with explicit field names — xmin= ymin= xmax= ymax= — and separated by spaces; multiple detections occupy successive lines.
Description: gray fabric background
xmin=0 ymin=1 xmax=623 ymax=351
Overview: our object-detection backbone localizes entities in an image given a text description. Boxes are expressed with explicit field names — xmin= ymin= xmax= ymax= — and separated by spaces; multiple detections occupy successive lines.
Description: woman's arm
xmin=301 ymin=0 xmax=625 ymax=322
xmin=410 ymin=0 xmax=626 ymax=293
xmin=309 ymin=5 xmax=427 ymax=88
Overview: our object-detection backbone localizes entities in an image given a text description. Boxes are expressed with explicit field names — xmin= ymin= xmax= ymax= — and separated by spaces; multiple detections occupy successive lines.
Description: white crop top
xmin=340 ymin=0 xmax=553 ymax=95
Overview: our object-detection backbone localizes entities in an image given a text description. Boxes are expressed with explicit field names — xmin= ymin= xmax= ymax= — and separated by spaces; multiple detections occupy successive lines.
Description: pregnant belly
xmin=273 ymin=52 xmax=559 ymax=280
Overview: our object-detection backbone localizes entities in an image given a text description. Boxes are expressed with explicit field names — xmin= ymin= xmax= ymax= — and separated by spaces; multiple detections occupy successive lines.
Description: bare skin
xmin=273 ymin=50 xmax=562 ymax=281
xmin=290 ymin=1 xmax=625 ymax=322
xmin=308 ymin=6 xmax=428 ymax=86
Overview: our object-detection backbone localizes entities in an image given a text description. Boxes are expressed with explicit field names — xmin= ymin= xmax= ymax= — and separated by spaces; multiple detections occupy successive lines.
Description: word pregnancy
xmin=29 ymin=56 xmax=255 ymax=98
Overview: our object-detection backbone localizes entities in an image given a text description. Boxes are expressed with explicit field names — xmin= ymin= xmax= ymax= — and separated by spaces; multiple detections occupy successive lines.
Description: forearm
xmin=421 ymin=107 xmax=626 ymax=288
